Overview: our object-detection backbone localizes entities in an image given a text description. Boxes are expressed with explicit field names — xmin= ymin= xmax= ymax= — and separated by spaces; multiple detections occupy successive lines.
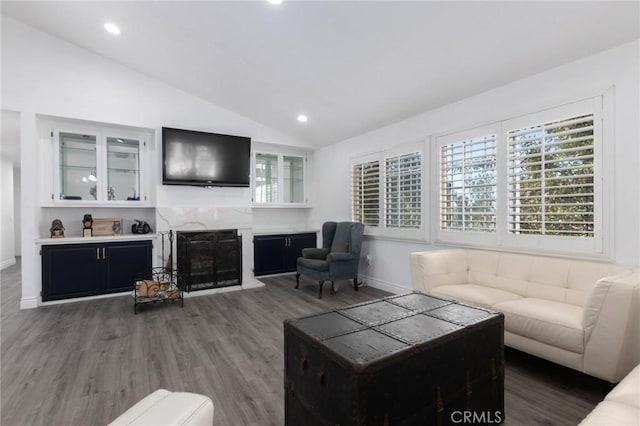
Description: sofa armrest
xmin=410 ymin=250 xmax=469 ymax=294
xmin=583 ymin=270 xmax=640 ymax=383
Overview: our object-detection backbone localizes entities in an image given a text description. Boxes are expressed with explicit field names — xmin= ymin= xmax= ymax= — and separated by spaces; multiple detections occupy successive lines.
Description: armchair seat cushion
xmin=432 ymin=284 xmax=522 ymax=309
xmin=493 ymin=298 xmax=584 ymax=353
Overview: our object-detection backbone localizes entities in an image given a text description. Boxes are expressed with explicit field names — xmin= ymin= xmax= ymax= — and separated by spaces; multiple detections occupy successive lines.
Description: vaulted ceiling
xmin=2 ymin=1 xmax=639 ymax=148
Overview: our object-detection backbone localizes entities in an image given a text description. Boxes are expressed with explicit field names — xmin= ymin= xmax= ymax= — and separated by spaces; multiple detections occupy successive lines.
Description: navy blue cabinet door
xmin=253 ymin=235 xmax=287 ymax=276
xmin=104 ymin=241 xmax=152 ymax=293
xmin=253 ymin=233 xmax=317 ymax=276
xmin=42 ymin=244 xmax=102 ymax=301
xmin=42 ymin=240 xmax=153 ymax=301
xmin=284 ymin=233 xmax=317 ymax=271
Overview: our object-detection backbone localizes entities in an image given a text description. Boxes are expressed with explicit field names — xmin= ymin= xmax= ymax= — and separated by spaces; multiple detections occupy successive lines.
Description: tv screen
xmin=162 ymin=127 xmax=251 ymax=187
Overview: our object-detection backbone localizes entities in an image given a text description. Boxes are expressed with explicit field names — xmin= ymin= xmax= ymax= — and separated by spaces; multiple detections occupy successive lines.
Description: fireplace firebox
xmin=176 ymin=229 xmax=242 ymax=291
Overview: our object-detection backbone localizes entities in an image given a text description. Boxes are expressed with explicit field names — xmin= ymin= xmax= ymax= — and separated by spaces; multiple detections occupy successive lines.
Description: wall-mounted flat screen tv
xmin=162 ymin=127 xmax=251 ymax=187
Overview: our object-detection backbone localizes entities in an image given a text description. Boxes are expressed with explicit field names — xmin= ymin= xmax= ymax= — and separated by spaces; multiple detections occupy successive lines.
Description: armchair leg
xmin=295 ymin=273 xmax=300 ymax=289
xmin=353 ymin=277 xmax=359 ymax=291
xmin=330 ymin=281 xmax=337 ymax=294
xmin=318 ymin=281 xmax=324 ymax=299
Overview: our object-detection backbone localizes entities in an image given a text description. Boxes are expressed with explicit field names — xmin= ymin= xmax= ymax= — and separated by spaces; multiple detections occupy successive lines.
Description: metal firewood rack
xmin=133 ymin=230 xmax=183 ymax=314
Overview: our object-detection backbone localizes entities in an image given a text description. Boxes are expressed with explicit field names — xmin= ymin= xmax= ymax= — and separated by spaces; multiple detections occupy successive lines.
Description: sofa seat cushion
xmin=431 ymin=284 xmax=521 ymax=309
xmin=493 ymin=298 xmax=584 ymax=353
xmin=579 ymin=364 xmax=640 ymax=425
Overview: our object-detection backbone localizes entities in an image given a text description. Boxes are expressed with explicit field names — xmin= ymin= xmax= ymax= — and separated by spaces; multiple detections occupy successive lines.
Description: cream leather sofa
xmin=109 ymin=389 xmax=214 ymax=426
xmin=410 ymin=249 xmax=640 ymax=383
xmin=579 ymin=364 xmax=640 ymax=425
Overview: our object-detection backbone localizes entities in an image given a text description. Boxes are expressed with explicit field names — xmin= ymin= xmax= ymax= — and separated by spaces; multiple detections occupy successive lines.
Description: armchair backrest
xmin=321 ymin=222 xmax=337 ymax=250
xmin=329 ymin=222 xmax=364 ymax=256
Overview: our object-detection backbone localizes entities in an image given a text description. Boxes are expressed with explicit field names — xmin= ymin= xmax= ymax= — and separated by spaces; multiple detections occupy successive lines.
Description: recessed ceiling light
xmin=104 ymin=22 xmax=121 ymax=35
xmin=297 ymin=114 xmax=308 ymax=123
xmin=267 ymin=0 xmax=283 ymax=4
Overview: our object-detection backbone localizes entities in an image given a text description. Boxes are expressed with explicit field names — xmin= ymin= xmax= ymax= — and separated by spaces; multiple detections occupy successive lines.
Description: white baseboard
xmin=19 ymin=296 xmax=38 ymax=310
xmin=360 ymin=275 xmax=412 ymax=294
xmin=0 ymin=257 xmax=16 ymax=271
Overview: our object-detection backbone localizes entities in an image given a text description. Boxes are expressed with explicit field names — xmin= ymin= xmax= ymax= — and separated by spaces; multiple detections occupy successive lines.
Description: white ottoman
xmin=109 ymin=389 xmax=214 ymax=426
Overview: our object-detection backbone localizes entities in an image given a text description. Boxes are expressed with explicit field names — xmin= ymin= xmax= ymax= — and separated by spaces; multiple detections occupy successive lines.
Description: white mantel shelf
xmin=36 ymin=234 xmax=157 ymax=245
xmin=251 ymin=228 xmax=319 ymax=236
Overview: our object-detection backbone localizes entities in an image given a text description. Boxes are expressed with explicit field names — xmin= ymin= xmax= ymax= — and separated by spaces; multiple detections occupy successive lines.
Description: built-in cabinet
xmin=253 ymin=232 xmax=317 ymax=276
xmin=47 ymin=120 xmax=153 ymax=206
xmin=41 ymin=240 xmax=152 ymax=301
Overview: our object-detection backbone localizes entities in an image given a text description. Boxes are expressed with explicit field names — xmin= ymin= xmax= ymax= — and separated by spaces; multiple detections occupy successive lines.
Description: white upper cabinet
xmin=253 ymin=150 xmax=308 ymax=207
xmin=50 ymin=121 xmax=152 ymax=206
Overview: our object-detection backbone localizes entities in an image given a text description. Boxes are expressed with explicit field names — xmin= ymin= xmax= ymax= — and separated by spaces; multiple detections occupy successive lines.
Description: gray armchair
xmin=295 ymin=221 xmax=365 ymax=299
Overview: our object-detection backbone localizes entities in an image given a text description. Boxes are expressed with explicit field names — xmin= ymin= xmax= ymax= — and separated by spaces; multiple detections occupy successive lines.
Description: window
xmin=351 ymin=159 xmax=380 ymax=227
xmin=440 ymin=135 xmax=496 ymax=232
xmin=435 ymin=96 xmax=604 ymax=255
xmin=507 ymin=114 xmax=595 ymax=237
xmin=253 ymin=151 xmax=307 ymax=205
xmin=351 ymin=143 xmax=425 ymax=238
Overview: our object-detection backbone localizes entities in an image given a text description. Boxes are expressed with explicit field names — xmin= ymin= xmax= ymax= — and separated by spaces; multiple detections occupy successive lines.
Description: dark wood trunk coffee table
xmin=284 ymin=292 xmax=504 ymax=425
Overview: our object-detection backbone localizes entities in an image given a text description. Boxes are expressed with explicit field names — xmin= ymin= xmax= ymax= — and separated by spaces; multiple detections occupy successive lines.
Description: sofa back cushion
xmin=468 ymin=251 xmax=529 ymax=296
xmin=467 ymin=250 xmax=629 ymax=307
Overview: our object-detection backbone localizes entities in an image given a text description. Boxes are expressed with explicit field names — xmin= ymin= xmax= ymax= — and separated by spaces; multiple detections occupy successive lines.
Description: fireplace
xmin=176 ymin=229 xmax=242 ymax=291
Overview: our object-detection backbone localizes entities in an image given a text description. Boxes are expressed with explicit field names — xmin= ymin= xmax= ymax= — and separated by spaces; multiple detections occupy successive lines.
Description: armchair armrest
xmin=327 ymin=252 xmax=354 ymax=262
xmin=583 ymin=270 xmax=639 ymax=382
xmin=302 ymin=248 xmax=330 ymax=260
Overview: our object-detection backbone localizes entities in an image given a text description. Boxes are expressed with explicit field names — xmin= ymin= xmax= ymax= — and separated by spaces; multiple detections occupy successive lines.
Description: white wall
xmin=13 ymin=167 xmax=21 ymax=256
xmin=1 ymin=156 xmax=16 ymax=269
xmin=312 ymin=40 xmax=640 ymax=293
xmin=1 ymin=17 xmax=311 ymax=308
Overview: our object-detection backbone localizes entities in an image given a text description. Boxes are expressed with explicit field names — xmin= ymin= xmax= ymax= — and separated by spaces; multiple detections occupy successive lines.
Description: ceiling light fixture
xmin=104 ymin=22 xmax=121 ymax=35
xmin=297 ymin=114 xmax=308 ymax=123
xmin=267 ymin=0 xmax=283 ymax=4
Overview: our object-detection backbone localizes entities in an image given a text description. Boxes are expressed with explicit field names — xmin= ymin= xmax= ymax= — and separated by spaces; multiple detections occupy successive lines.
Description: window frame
xmin=435 ymin=124 xmax=501 ymax=246
xmin=500 ymin=97 xmax=604 ymax=254
xmin=433 ymin=95 xmax=608 ymax=257
xmin=351 ymin=141 xmax=428 ymax=241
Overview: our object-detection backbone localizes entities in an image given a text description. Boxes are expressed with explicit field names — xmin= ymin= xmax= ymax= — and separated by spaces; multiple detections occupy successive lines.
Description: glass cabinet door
xmin=58 ymin=132 xmax=98 ymax=200
xmin=255 ymin=153 xmax=279 ymax=203
xmin=283 ymin=155 xmax=304 ymax=203
xmin=106 ymin=137 xmax=141 ymax=201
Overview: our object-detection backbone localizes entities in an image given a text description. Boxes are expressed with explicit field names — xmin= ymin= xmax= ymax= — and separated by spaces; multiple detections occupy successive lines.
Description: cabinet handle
xmin=102 ymin=248 xmax=106 ymax=259
xmin=96 ymin=248 xmax=100 ymax=259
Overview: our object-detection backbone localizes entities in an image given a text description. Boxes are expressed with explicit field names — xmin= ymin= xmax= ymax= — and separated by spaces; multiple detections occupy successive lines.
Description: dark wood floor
xmin=1 ymin=260 xmax=602 ymax=425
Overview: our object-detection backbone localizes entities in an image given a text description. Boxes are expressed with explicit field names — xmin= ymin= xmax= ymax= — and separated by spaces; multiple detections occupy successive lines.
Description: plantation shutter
xmin=507 ymin=114 xmax=595 ymax=237
xmin=440 ymin=135 xmax=496 ymax=232
xmin=384 ymin=151 xmax=422 ymax=229
xmin=351 ymin=160 xmax=380 ymax=226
